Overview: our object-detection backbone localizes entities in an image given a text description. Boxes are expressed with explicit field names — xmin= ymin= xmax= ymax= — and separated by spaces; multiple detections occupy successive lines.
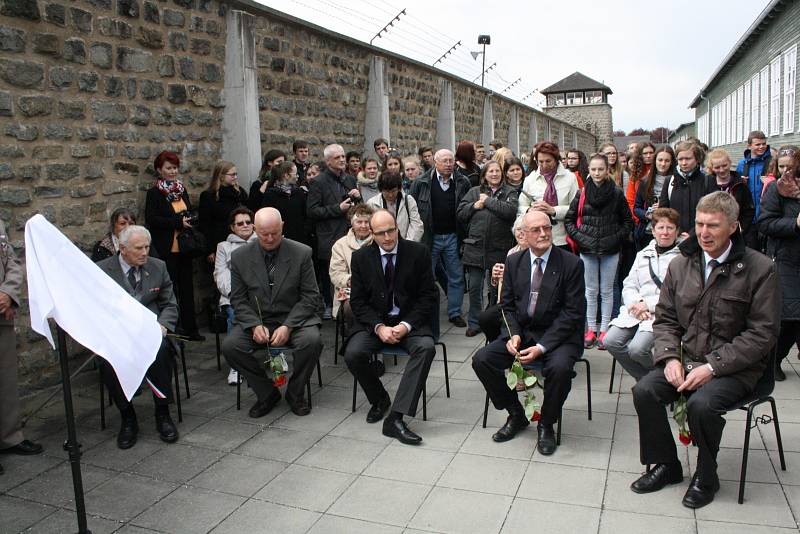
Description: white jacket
xmin=366 ymin=192 xmax=424 ymax=242
xmin=517 ymin=163 xmax=579 ymax=246
xmin=214 ymin=232 xmax=257 ymax=306
xmin=609 ymin=239 xmax=682 ymax=332
xmin=329 ymin=229 xmax=373 ymax=317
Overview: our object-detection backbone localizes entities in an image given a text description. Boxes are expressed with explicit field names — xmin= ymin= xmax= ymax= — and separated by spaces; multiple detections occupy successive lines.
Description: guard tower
xmin=541 ymin=72 xmax=613 ymax=147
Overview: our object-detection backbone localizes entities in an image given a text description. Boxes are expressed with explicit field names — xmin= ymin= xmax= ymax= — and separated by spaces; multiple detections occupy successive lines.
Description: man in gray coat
xmin=96 ymin=225 xmax=180 ymax=449
xmin=0 ymin=221 xmax=43 ymax=474
xmin=223 ymin=208 xmax=323 ymax=418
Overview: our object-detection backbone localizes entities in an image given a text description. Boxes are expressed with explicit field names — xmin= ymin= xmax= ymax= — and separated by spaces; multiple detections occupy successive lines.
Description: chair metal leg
xmin=306 ymin=379 xmax=312 ymax=410
xmin=739 ymin=405 xmax=755 ymax=504
xmin=556 ymin=415 xmax=562 ymax=446
xmin=334 ymin=312 xmax=340 ymax=365
xmin=180 ymin=342 xmax=190 ymax=399
xmin=769 ymin=397 xmax=787 ymax=471
xmin=99 ymin=376 xmax=106 ymax=431
xmin=215 ymin=332 xmax=221 ymax=371
xmin=316 ymin=359 xmax=323 ymax=388
xmin=609 ymin=357 xmax=616 ymax=394
xmin=482 ymin=392 xmax=490 ymax=429
xmin=422 ymin=383 xmax=427 ymax=421
xmin=236 ymin=375 xmax=241 ymax=410
xmin=173 ymin=356 xmax=183 ymax=423
xmin=436 ymin=342 xmax=450 ymax=398
xmin=580 ymin=358 xmax=592 ymax=421
xmin=352 ymin=374 xmax=358 ymax=412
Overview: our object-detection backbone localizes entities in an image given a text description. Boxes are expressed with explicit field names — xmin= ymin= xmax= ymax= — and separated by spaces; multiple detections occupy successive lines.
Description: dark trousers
xmin=99 ymin=338 xmax=174 ymax=410
xmin=776 ymin=320 xmax=800 ymax=364
xmin=472 ymin=338 xmax=579 ymax=426
xmin=165 ymin=252 xmax=197 ymax=333
xmin=344 ymin=331 xmax=435 ymax=417
xmin=223 ymin=324 xmax=322 ymax=402
xmin=632 ymin=369 xmax=750 ymax=480
xmin=317 ymin=258 xmax=333 ymax=308
xmin=478 ymin=305 xmax=502 ymax=343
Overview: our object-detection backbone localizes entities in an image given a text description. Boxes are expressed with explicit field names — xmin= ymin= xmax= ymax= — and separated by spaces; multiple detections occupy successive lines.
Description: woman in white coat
xmin=603 ymin=208 xmax=682 ymax=380
xmin=365 ymin=171 xmax=424 ymax=241
xmin=213 ymin=206 xmax=257 ymax=384
xmin=517 ymin=141 xmax=579 ymax=249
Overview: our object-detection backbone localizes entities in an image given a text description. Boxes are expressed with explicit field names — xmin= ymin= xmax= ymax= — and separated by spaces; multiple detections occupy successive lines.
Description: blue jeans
xmin=581 ymin=253 xmax=619 ymax=333
xmin=431 ymin=233 xmax=464 ymax=319
xmin=225 ymin=305 xmax=235 ymax=334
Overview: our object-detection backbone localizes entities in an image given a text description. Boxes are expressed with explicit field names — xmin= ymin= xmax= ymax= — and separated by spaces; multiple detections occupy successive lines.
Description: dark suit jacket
xmin=349 ymin=239 xmax=437 ymax=337
xmin=96 ymin=254 xmax=179 ymax=331
xmin=229 ymin=238 xmax=321 ymax=331
xmin=501 ymin=246 xmax=586 ymax=350
xmin=306 ymin=168 xmax=357 ymax=260
xmin=144 ymin=186 xmax=192 ymax=260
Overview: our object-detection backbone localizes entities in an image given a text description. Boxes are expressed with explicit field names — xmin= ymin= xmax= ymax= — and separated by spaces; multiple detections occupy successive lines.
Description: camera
xmin=343 ymin=192 xmax=362 ymax=205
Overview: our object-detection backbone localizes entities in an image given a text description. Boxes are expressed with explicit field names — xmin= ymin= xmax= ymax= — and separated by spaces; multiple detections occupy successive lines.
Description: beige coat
xmin=517 ymin=163 xmax=579 ymax=246
xmin=366 ymin=192 xmax=424 ymax=242
xmin=329 ymin=229 xmax=373 ymax=317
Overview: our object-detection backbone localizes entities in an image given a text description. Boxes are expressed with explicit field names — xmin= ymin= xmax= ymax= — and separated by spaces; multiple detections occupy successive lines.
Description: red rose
xmin=678 ymin=431 xmax=692 ymax=446
xmin=273 ymin=374 xmax=287 ymax=387
xmin=531 ymin=411 xmax=541 ymax=422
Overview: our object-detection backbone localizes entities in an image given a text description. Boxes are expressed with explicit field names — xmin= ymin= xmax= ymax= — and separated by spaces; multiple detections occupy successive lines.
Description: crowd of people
xmin=1 ymin=130 xmax=799 ymax=511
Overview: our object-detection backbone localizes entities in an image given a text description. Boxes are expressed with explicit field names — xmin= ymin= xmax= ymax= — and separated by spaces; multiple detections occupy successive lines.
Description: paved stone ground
xmin=3 ymin=306 xmax=800 ymax=534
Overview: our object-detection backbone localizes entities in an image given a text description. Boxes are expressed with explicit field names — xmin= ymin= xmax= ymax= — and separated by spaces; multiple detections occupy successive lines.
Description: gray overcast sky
xmin=258 ymin=0 xmax=771 ymax=133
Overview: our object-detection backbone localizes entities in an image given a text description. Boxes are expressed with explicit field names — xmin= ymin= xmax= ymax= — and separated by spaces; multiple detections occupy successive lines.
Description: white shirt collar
xmin=703 ymin=240 xmax=733 ymax=267
xmin=380 ymin=243 xmax=399 ymax=256
xmin=530 ymin=246 xmax=553 ymax=268
xmin=118 ymin=254 xmax=134 ymax=274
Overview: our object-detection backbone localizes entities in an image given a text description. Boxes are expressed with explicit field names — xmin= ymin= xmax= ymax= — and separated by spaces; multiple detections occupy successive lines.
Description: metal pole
xmin=480 ymin=43 xmax=486 ymax=87
xmin=56 ymin=326 xmax=92 ymax=534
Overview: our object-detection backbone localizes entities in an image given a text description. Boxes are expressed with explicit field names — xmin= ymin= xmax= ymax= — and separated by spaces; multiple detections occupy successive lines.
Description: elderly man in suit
xmin=0 ymin=221 xmax=44 ymax=474
xmin=472 ymin=210 xmax=586 ymax=455
xmin=96 ymin=225 xmax=180 ymax=449
xmin=223 ymin=207 xmax=323 ymax=418
xmin=345 ymin=209 xmax=438 ymax=445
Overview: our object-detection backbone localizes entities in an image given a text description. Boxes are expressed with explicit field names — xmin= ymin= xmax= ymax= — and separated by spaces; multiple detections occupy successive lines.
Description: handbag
xmin=177 ymin=227 xmax=207 ymax=258
xmin=565 ymin=188 xmax=586 ymax=254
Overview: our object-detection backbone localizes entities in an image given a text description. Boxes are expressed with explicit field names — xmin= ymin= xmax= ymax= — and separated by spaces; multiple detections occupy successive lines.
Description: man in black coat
xmin=472 ymin=210 xmax=586 ymax=455
xmin=307 ymin=143 xmax=360 ymax=318
xmin=345 ymin=209 xmax=438 ymax=445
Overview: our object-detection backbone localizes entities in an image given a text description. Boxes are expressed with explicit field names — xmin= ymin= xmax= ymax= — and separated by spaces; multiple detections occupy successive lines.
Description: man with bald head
xmin=346 ymin=209 xmax=438 ymax=444
xmin=409 ymin=148 xmax=471 ymax=327
xmin=223 ymin=207 xmax=323 ymax=418
xmin=472 ymin=210 xmax=586 ymax=455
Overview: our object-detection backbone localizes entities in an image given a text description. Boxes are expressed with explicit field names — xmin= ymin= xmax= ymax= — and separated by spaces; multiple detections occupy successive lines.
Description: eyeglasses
xmin=524 ymin=225 xmax=552 ymax=234
xmin=234 ymin=220 xmax=252 ymax=227
xmin=372 ymin=227 xmax=398 ymax=237
xmin=225 ymin=172 xmax=238 ymax=177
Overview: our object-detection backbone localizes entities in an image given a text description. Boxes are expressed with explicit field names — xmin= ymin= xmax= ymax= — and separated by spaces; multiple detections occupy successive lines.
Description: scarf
xmin=156 ymin=178 xmax=185 ymax=202
xmin=776 ymin=171 xmax=800 ymax=200
xmin=585 ymin=178 xmax=616 ymax=208
xmin=656 ymin=241 xmax=677 ymax=255
xmin=542 ymin=169 xmax=558 ymax=206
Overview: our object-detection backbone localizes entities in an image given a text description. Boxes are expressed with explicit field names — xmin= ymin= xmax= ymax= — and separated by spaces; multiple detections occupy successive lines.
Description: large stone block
xmin=5 ymin=123 xmax=38 ymax=141
xmin=18 ymin=95 xmax=54 ymax=117
xmin=117 ymin=0 xmax=139 ymax=18
xmin=77 ymin=126 xmax=99 ymax=140
xmin=102 ymin=180 xmax=134 ymax=195
xmin=0 ymin=58 xmax=44 ymax=88
xmin=140 ymin=79 xmax=164 ymax=99
xmin=18 ymin=164 xmax=40 ymax=180
xmin=200 ymin=62 xmax=220 ymax=83
xmin=152 ymin=106 xmax=171 ymax=125
xmin=70 ymin=184 xmax=97 ymax=198
xmin=137 ymin=27 xmax=163 ymax=49
xmin=97 ymin=17 xmax=132 ymax=39
xmin=45 ymin=163 xmax=80 ymax=181
xmin=60 ymin=205 xmax=85 ymax=226
xmin=70 ymin=145 xmax=92 ymax=158
xmin=0 ymin=188 xmax=32 ymax=206
xmin=104 ymin=76 xmax=124 ymax=97
xmin=44 ymin=123 xmax=72 ymax=139
xmin=90 ymin=42 xmax=112 ymax=68
xmin=163 ymin=8 xmax=184 ymax=27
xmin=63 ymin=38 xmax=86 ymax=64
xmin=143 ymin=1 xmax=159 ymax=23
xmin=78 ymin=71 xmax=99 ymax=92
xmin=49 ymin=66 xmax=75 ymax=88
xmin=70 ymin=7 xmax=92 ymax=32
xmin=168 ymin=31 xmax=187 ymax=51
xmin=1 ymin=0 xmax=41 ymax=20
xmin=59 ymin=101 xmax=86 ymax=119
xmin=0 ymin=145 xmax=23 ymax=158
xmin=32 ymin=145 xmax=63 ymax=159
xmin=167 ymin=83 xmax=187 ymax=104
xmin=178 ymin=56 xmax=195 ymax=79
xmin=158 ymin=55 xmax=175 ymax=76
xmin=116 ymin=47 xmax=152 ymax=72
xmin=0 ymin=25 xmax=26 ymax=52
xmin=172 ymin=0 xmax=195 ymax=8
xmin=85 ymin=162 xmax=104 ymax=179
xmin=0 ymin=163 xmax=12 ymax=180
xmin=173 ymin=108 xmax=193 ymax=124
xmin=44 ymin=3 xmax=65 ymax=26
xmin=92 ymin=101 xmax=128 ymax=124
xmin=34 ymin=186 xmax=64 ymax=199
xmin=190 ymin=38 xmax=210 ymax=55
xmin=130 ymin=104 xmax=150 ymax=125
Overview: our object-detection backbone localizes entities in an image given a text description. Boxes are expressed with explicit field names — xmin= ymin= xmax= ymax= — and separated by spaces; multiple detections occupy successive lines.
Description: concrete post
xmin=435 ymin=79 xmax=455 ymax=151
xmin=481 ymin=94 xmax=494 ymax=146
xmin=508 ymin=106 xmax=520 ymax=155
xmin=528 ymin=113 xmax=538 ymax=150
xmin=364 ymin=55 xmax=390 ymax=157
xmin=221 ymin=10 xmax=261 ymax=189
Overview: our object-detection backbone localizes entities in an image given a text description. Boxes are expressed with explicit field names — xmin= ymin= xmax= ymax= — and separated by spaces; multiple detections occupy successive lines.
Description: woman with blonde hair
xmin=199 ymin=160 xmax=248 ymax=263
xmin=705 ymin=148 xmax=755 ymax=237
xmin=599 ymin=142 xmax=628 ymax=191
xmin=492 ymin=147 xmax=514 ymax=171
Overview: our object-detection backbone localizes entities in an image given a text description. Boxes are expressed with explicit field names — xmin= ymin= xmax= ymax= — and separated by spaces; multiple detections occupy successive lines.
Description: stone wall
xmin=1 ymin=0 xmax=596 ymax=391
xmin=543 ymin=103 xmax=612 ymax=148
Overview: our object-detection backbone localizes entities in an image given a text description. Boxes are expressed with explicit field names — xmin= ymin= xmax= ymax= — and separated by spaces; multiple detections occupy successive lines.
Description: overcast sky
xmin=258 ymin=0 xmax=771 ymax=133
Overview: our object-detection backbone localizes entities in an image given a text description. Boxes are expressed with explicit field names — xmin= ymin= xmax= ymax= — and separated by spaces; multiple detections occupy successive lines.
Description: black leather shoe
xmin=776 ymin=363 xmax=786 ymax=382
xmin=382 ymin=418 xmax=422 ymax=445
xmin=366 ymin=395 xmax=391 ymax=424
xmin=492 ymin=415 xmax=530 ymax=442
xmin=630 ymin=463 xmax=684 ymax=494
xmin=536 ymin=425 xmax=557 ymax=455
xmin=248 ymin=389 xmax=282 ymax=418
xmin=682 ymin=472 xmax=720 ymax=509
xmin=287 ymin=396 xmax=311 ymax=417
xmin=117 ymin=416 xmax=139 ymax=450
xmin=465 ymin=328 xmax=481 ymax=337
xmin=1 ymin=439 xmax=43 ymax=456
xmin=449 ymin=316 xmax=467 ymax=328
xmin=155 ymin=412 xmax=179 ymax=443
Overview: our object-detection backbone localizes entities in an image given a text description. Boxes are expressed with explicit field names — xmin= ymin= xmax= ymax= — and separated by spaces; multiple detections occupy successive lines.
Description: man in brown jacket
xmin=629 ymin=192 xmax=780 ymax=509
xmin=0 ymin=220 xmax=43 ymax=475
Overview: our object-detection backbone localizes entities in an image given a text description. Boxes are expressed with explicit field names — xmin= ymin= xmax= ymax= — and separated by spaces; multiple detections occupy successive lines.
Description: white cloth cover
xmin=25 ymin=214 xmax=162 ymax=401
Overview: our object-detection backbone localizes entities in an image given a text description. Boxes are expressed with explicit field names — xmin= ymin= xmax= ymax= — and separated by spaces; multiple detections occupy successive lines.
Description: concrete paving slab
xmin=409 ymin=486 xmax=512 ymax=534
xmin=253 ymin=463 xmax=355 ymax=512
xmin=131 ymin=485 xmax=245 ymax=534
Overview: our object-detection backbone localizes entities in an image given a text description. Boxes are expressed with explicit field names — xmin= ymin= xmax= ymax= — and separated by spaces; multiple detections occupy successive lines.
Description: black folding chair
xmin=235 ymin=347 xmax=322 ymax=410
